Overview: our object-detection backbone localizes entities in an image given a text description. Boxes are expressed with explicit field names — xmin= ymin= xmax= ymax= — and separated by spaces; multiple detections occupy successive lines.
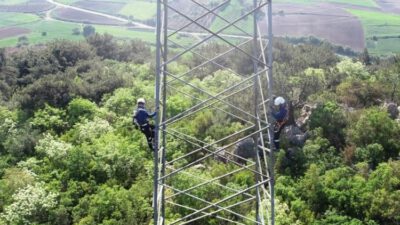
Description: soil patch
xmin=0 ymin=27 xmax=30 ymax=39
xmin=0 ymin=0 xmax=54 ymax=13
xmin=52 ymin=8 xmax=126 ymax=26
xmin=73 ymin=0 xmax=125 ymax=14
xmin=259 ymin=3 xmax=365 ymax=51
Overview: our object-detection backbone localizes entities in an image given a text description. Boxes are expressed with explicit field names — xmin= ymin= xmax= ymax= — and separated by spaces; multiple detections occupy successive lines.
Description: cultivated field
xmin=274 ymin=0 xmax=378 ymax=8
xmin=168 ymin=0 xmax=219 ymax=32
xmin=375 ymin=0 xmax=400 ymax=13
xmin=0 ymin=0 xmax=399 ymax=55
xmin=52 ymin=8 xmax=127 ymax=25
xmin=347 ymin=9 xmax=400 ymax=54
xmin=0 ymin=0 xmax=29 ymax=5
xmin=73 ymin=0 xmax=125 ymax=15
xmin=0 ymin=12 xmax=39 ymax=27
xmin=0 ymin=27 xmax=30 ymax=39
xmin=119 ymin=1 xmax=156 ymax=21
xmin=260 ymin=3 xmax=366 ymax=51
xmin=0 ymin=0 xmax=53 ymax=13
xmin=209 ymin=0 xmax=253 ymax=35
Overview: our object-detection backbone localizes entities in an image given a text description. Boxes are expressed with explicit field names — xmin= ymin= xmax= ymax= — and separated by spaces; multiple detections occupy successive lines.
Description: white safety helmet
xmin=274 ymin=96 xmax=285 ymax=106
xmin=137 ymin=98 xmax=146 ymax=104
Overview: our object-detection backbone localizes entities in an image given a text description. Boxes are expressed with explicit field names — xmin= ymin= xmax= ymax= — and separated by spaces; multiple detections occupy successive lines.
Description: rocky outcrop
xmin=281 ymin=125 xmax=309 ymax=147
xmin=233 ymin=138 xmax=256 ymax=163
xmin=296 ymin=104 xmax=316 ymax=129
xmin=385 ymin=102 xmax=399 ymax=119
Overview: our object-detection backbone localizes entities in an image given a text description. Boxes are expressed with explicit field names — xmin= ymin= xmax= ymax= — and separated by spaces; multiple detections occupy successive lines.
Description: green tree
xmin=1 ymin=183 xmax=58 ymax=224
xmin=309 ymin=101 xmax=347 ymax=148
xmin=103 ymin=88 xmax=136 ymax=116
xmin=355 ymin=143 xmax=385 ymax=169
xmin=86 ymin=33 xmax=117 ymax=60
xmin=83 ymin=25 xmax=95 ymax=38
xmin=302 ymin=129 xmax=342 ymax=170
xmin=366 ymin=161 xmax=400 ymax=224
xmin=67 ymin=98 xmax=98 ymax=126
xmin=31 ymin=104 xmax=67 ymax=134
xmin=0 ymin=48 xmax=5 ymax=71
xmin=348 ymin=108 xmax=400 ymax=160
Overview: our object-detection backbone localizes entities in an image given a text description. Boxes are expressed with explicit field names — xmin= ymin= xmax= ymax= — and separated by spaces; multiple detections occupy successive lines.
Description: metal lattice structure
xmin=153 ymin=0 xmax=275 ymax=224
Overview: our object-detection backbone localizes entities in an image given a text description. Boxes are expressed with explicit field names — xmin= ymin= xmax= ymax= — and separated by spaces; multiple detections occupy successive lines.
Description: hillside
xmin=0 ymin=0 xmax=399 ymax=55
xmin=0 ymin=35 xmax=399 ymax=224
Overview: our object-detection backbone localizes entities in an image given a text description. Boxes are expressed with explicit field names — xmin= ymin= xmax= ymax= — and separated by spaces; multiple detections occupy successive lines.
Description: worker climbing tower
xmin=153 ymin=0 xmax=275 ymax=224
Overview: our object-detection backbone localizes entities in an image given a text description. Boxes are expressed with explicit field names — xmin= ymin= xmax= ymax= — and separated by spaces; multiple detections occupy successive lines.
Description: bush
xmin=67 ymin=98 xmax=98 ymax=125
xmin=103 ymin=88 xmax=136 ymax=116
xmin=348 ymin=108 xmax=400 ymax=160
xmin=83 ymin=25 xmax=95 ymax=38
xmin=309 ymin=101 xmax=347 ymax=148
xmin=31 ymin=104 xmax=67 ymax=134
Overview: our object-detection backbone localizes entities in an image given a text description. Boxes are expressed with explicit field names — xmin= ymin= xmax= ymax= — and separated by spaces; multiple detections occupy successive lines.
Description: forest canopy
xmin=0 ymin=34 xmax=399 ymax=225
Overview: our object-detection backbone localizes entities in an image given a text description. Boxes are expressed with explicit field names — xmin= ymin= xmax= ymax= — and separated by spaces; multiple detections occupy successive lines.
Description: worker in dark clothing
xmin=133 ymin=98 xmax=157 ymax=151
xmin=271 ymin=96 xmax=288 ymax=150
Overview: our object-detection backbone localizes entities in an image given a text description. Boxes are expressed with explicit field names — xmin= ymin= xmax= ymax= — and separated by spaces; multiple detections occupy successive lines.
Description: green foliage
xmin=48 ymin=40 xmax=95 ymax=71
xmin=72 ymin=184 xmax=151 ymax=225
xmin=275 ymin=148 xmax=308 ymax=177
xmin=87 ymin=34 xmax=151 ymax=63
xmin=289 ymin=67 xmax=326 ymax=102
xmin=348 ymin=108 xmax=400 ymax=160
xmin=35 ymin=133 xmax=72 ymax=162
xmin=336 ymin=79 xmax=384 ymax=107
xmin=375 ymin=55 xmax=400 ymax=102
xmin=355 ymin=143 xmax=385 ymax=169
xmin=314 ymin=210 xmax=364 ymax=225
xmin=83 ymin=25 xmax=96 ymax=38
xmin=0 ymin=107 xmax=17 ymax=151
xmin=3 ymin=123 xmax=38 ymax=161
xmin=309 ymin=101 xmax=347 ymax=148
xmin=0 ymin=182 xmax=58 ymax=225
xmin=103 ymin=88 xmax=136 ymax=116
xmin=63 ymin=117 xmax=114 ymax=145
xmin=1 ymin=37 xmax=400 ymax=225
xmin=16 ymin=74 xmax=75 ymax=111
xmin=31 ymin=104 xmax=67 ymax=134
xmin=0 ymin=167 xmax=35 ymax=212
xmin=366 ymin=161 xmax=400 ymax=223
xmin=336 ymin=59 xmax=369 ymax=80
xmin=67 ymin=98 xmax=98 ymax=125
xmin=302 ymin=129 xmax=342 ymax=170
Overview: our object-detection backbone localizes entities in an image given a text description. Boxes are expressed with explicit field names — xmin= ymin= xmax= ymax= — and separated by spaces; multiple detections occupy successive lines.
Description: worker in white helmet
xmin=271 ymin=96 xmax=288 ymax=150
xmin=133 ymin=98 xmax=157 ymax=150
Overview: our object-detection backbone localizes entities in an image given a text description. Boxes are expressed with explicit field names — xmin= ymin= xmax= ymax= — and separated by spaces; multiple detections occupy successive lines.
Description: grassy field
xmin=274 ymin=0 xmax=378 ymax=7
xmin=1 ymin=0 xmax=399 ymax=56
xmin=347 ymin=9 xmax=400 ymax=54
xmin=119 ymin=1 xmax=156 ymax=21
xmin=210 ymin=0 xmax=253 ymax=35
xmin=0 ymin=20 xmax=82 ymax=47
xmin=0 ymin=17 xmax=158 ymax=48
xmin=0 ymin=12 xmax=40 ymax=27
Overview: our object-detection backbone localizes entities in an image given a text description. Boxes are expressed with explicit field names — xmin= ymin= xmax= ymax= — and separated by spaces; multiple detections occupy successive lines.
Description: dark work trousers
xmin=273 ymin=122 xmax=285 ymax=150
xmin=140 ymin=124 xmax=155 ymax=150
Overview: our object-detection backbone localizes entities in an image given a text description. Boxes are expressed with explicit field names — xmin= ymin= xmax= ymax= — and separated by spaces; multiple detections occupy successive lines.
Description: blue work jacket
xmin=133 ymin=106 xmax=156 ymax=126
xmin=272 ymin=105 xmax=287 ymax=122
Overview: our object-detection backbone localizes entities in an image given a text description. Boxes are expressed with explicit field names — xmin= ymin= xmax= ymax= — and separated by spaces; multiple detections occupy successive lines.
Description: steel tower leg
xmin=154 ymin=1 xmax=274 ymax=224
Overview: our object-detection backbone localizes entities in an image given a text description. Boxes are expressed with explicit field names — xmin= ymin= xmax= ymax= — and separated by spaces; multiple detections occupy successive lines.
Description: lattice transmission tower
xmin=153 ymin=0 xmax=275 ymax=224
